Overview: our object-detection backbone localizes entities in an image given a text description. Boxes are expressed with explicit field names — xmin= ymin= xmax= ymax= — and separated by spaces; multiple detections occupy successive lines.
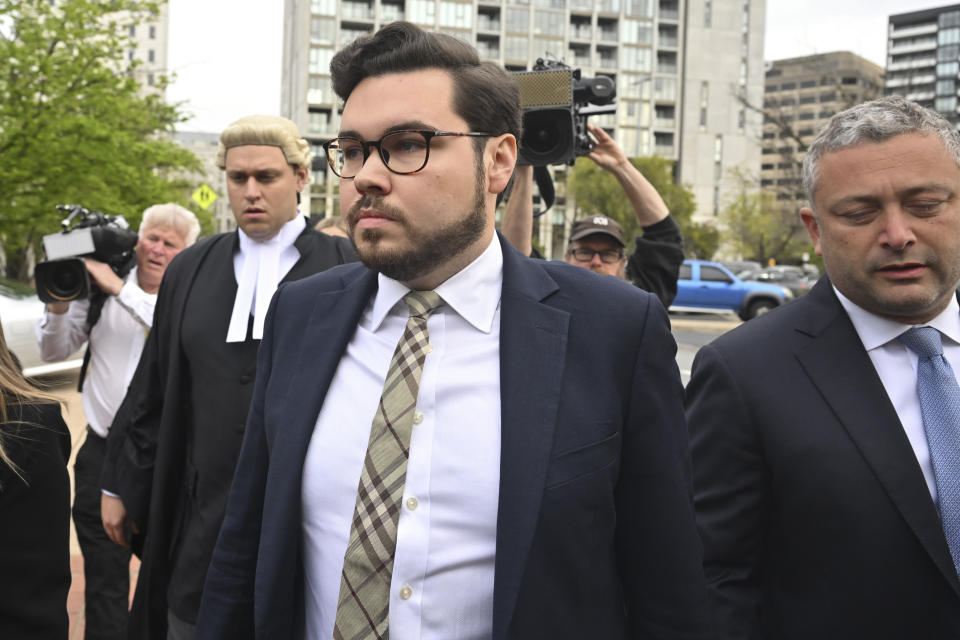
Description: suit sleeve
xmin=685 ymin=343 xmax=767 ymax=640
xmin=616 ymin=298 xmax=713 ymax=639
xmin=624 ymin=216 xmax=684 ymax=309
xmin=195 ymin=286 xmax=280 ymax=640
xmin=100 ymin=264 xmax=174 ymax=528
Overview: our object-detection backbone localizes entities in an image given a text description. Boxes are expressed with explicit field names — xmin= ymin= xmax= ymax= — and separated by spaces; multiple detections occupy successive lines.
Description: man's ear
xmin=486 ymin=134 xmax=518 ymax=196
xmin=295 ymin=165 xmax=309 ymax=192
xmin=800 ymin=207 xmax=823 ymax=256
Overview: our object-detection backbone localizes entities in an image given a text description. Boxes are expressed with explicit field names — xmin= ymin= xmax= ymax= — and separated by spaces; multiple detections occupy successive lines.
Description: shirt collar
xmin=369 ymin=234 xmax=503 ymax=333
xmin=834 ymin=285 xmax=960 ymax=350
xmin=236 ymin=214 xmax=306 ymax=255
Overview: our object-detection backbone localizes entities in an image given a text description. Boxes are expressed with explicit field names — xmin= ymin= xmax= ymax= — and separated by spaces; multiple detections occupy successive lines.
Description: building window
xmin=504 ymin=36 xmax=528 ymax=61
xmin=311 ymin=16 xmax=336 ymax=44
xmin=308 ymin=76 xmax=333 ymax=103
xmin=149 ymin=25 xmax=156 ymax=39
xmin=699 ymin=81 xmax=708 ymax=130
xmin=621 ymin=46 xmax=652 ymax=72
xmin=938 ymin=61 xmax=960 ymax=77
xmin=311 ymin=0 xmax=336 ymax=13
xmin=148 ymin=49 xmax=155 ymax=63
xmin=147 ymin=73 xmax=154 ymax=87
xmin=704 ymin=0 xmax=711 ymax=27
xmin=309 ymin=47 xmax=333 ymax=75
xmin=621 ymin=19 xmax=653 ymax=45
xmin=534 ymin=9 xmax=564 ymax=35
xmin=129 ymin=24 xmax=135 ymax=37
xmin=505 ymin=6 xmax=529 ymax=32
xmin=409 ymin=0 xmax=436 ymax=24
xmin=439 ymin=1 xmax=472 ymax=28
xmin=626 ymin=0 xmax=654 ymax=18
xmin=939 ymin=28 xmax=960 ymax=46
xmin=936 ymin=96 xmax=958 ymax=112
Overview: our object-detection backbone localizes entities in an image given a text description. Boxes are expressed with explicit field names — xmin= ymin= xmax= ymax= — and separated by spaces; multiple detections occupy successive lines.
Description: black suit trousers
xmin=74 ymin=428 xmax=131 ymax=640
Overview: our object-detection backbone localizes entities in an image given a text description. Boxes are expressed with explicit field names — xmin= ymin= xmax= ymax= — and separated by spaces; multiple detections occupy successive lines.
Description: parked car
xmin=672 ymin=260 xmax=794 ymax=320
xmin=0 ymin=277 xmax=83 ymax=377
xmin=738 ymin=265 xmax=814 ymax=298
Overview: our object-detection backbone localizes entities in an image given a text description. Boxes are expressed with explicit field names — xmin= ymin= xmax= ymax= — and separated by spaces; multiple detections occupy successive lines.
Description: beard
xmin=345 ymin=161 xmax=488 ymax=284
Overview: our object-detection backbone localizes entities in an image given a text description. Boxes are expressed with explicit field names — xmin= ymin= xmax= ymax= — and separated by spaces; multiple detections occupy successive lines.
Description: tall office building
xmin=761 ymin=52 xmax=883 ymax=203
xmin=679 ymin=0 xmax=765 ymax=220
xmin=282 ymin=0 xmax=765 ymax=255
xmin=886 ymin=3 xmax=960 ymax=125
xmin=127 ymin=3 xmax=170 ymax=95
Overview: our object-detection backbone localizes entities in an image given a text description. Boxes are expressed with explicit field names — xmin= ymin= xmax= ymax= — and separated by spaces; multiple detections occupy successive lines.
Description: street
xmin=670 ymin=311 xmax=742 ymax=384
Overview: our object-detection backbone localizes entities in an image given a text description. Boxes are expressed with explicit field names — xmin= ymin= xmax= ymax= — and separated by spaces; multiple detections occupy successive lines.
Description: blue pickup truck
xmin=671 ymin=259 xmax=794 ymax=321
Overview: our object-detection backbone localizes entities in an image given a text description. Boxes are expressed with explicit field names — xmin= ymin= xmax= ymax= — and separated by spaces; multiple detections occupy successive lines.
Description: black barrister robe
xmin=102 ymin=222 xmax=355 ymax=639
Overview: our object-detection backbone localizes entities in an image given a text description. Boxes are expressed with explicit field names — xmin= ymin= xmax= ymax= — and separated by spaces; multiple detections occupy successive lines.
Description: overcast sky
xmin=166 ymin=0 xmax=937 ymax=132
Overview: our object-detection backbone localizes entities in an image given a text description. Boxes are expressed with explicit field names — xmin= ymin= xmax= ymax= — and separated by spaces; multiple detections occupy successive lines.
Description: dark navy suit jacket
xmin=687 ymin=278 xmax=960 ymax=639
xmin=197 ymin=235 xmax=711 ymax=639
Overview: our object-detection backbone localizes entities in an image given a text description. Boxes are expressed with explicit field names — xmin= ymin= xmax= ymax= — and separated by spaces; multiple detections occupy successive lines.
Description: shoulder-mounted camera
xmin=513 ymin=59 xmax=617 ymax=167
xmin=34 ymin=205 xmax=138 ymax=303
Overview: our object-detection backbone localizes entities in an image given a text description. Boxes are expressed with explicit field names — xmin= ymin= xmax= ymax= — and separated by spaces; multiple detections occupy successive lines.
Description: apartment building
xmin=762 ymin=51 xmax=883 ymax=204
xmin=886 ymin=4 xmax=960 ymax=125
xmin=282 ymin=0 xmax=765 ymax=255
xmin=123 ymin=2 xmax=170 ymax=95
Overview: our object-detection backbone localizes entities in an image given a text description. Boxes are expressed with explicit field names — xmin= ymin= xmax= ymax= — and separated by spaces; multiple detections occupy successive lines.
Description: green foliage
xmin=0 ymin=0 xmax=204 ymax=280
xmin=568 ymin=155 xmax=718 ymax=258
xmin=719 ymin=168 xmax=811 ymax=265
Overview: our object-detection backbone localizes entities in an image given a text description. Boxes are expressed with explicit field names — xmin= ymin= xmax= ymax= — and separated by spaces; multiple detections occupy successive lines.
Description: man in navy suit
xmin=687 ymin=96 xmax=960 ymax=638
xmin=198 ymin=22 xmax=710 ymax=640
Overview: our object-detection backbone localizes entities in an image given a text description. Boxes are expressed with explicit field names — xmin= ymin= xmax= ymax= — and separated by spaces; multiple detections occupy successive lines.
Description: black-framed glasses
xmin=323 ymin=130 xmax=492 ymax=178
xmin=568 ymin=248 xmax=624 ymax=264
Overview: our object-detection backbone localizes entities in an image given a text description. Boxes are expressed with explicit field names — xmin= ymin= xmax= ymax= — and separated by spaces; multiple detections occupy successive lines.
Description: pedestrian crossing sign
xmin=191 ymin=184 xmax=218 ymax=210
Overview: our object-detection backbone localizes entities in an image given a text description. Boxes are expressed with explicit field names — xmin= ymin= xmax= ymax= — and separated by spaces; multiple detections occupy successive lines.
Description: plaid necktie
xmin=898 ymin=326 xmax=960 ymax=578
xmin=333 ymin=290 xmax=444 ymax=640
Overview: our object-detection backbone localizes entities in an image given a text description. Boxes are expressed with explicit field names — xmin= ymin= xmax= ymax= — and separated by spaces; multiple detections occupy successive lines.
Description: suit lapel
xmin=280 ymin=267 xmax=378 ymax=462
xmin=794 ymin=281 xmax=960 ymax=597
xmin=492 ymin=237 xmax=570 ymax=640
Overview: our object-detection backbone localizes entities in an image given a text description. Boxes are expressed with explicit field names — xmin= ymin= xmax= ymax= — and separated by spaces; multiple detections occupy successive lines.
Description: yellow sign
xmin=191 ymin=184 xmax=218 ymax=210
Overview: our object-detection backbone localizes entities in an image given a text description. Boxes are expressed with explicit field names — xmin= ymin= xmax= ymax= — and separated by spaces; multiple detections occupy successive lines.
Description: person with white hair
xmin=36 ymin=202 xmax=199 ymax=640
xmin=100 ymin=114 xmax=356 ymax=640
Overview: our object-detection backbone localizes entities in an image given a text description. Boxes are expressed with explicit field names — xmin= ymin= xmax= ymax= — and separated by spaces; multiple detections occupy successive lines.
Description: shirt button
xmin=412 ymin=412 xmax=424 ymax=425
xmin=406 ymin=497 xmax=418 ymax=511
xmin=399 ymin=585 xmax=413 ymax=600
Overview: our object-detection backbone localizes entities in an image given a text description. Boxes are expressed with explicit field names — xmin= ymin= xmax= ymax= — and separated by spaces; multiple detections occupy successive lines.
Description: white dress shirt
xmin=227 ymin=215 xmax=305 ymax=342
xmin=301 ymin=234 xmax=503 ymax=640
xmin=36 ymin=268 xmax=155 ymax=437
xmin=836 ymin=288 xmax=960 ymax=502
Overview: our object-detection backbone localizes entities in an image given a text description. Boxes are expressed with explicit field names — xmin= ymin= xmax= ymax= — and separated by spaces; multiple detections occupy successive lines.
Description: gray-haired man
xmin=686 ymin=95 xmax=960 ymax=638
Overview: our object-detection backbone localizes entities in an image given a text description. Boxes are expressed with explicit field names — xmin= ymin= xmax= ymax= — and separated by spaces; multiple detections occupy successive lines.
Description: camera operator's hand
xmin=585 ymin=124 xmax=669 ymax=227
xmin=84 ymin=258 xmax=124 ymax=296
xmin=586 ymin=124 xmax=630 ymax=173
xmin=101 ymin=493 xmax=139 ymax=548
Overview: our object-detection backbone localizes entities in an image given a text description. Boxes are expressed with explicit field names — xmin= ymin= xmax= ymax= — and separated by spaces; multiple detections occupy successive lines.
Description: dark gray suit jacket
xmin=197 ymin=234 xmax=712 ymax=639
xmin=686 ymin=277 xmax=960 ymax=639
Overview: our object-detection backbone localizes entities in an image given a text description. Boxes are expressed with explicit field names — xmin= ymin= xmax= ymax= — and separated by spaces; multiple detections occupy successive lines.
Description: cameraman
xmin=36 ymin=203 xmax=199 ymax=640
xmin=502 ymin=123 xmax=684 ymax=308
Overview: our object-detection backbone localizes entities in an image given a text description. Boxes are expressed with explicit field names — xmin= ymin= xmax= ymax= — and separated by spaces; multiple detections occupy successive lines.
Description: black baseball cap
xmin=568 ymin=215 xmax=625 ymax=247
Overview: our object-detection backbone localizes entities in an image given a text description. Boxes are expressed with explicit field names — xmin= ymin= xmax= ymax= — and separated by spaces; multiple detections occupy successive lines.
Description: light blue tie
xmin=898 ymin=326 xmax=960 ymax=578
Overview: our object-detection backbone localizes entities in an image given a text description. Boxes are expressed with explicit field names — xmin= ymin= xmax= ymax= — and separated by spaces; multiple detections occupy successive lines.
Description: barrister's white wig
xmin=215 ymin=115 xmax=312 ymax=171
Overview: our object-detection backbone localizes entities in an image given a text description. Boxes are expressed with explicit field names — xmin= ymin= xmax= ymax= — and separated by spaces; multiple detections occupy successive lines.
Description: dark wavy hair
xmin=330 ymin=21 xmax=522 ymax=147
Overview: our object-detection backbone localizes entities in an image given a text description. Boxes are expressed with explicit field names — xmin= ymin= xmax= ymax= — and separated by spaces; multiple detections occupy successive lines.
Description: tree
xmin=719 ymin=168 xmax=810 ymax=265
xmin=0 ymin=0 xmax=204 ymax=280
xmin=568 ymin=155 xmax=719 ymax=259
